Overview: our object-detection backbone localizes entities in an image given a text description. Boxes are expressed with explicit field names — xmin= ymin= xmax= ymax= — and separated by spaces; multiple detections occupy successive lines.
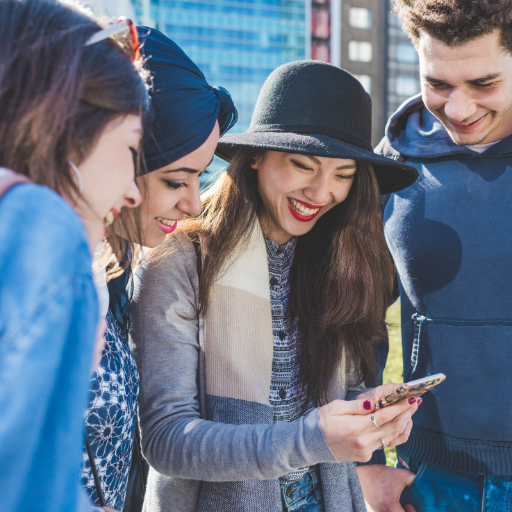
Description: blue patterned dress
xmin=80 ymin=310 xmax=139 ymax=510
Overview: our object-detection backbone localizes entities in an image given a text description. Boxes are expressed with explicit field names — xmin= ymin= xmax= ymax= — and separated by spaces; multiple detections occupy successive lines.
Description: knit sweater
xmin=130 ymin=228 xmax=367 ymax=512
xmin=265 ymin=235 xmax=315 ymax=484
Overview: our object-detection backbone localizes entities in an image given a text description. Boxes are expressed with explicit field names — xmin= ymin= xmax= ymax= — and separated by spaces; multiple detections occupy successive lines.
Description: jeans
xmin=281 ymin=466 xmax=324 ymax=511
xmin=397 ymin=451 xmax=512 ymax=511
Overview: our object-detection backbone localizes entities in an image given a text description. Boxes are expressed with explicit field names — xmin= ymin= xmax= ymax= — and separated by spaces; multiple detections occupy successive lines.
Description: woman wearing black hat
xmin=79 ymin=28 xmax=237 ymax=512
xmin=130 ymin=60 xmax=419 ymax=512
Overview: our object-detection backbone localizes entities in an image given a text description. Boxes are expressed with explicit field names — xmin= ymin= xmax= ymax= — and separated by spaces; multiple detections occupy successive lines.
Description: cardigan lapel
xmin=198 ymin=220 xmax=366 ymax=512
xmin=203 ymin=220 xmax=274 ymax=407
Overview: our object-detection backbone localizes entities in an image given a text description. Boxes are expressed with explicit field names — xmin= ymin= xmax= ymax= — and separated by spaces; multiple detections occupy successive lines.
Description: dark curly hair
xmin=392 ymin=0 xmax=512 ymax=52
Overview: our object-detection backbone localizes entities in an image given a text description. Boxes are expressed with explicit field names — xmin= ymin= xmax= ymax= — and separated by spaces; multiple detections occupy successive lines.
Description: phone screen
xmin=375 ymin=373 xmax=446 ymax=409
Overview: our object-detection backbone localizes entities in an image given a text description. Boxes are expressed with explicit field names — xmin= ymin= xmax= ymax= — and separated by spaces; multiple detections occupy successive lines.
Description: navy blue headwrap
xmin=138 ymin=27 xmax=238 ymax=173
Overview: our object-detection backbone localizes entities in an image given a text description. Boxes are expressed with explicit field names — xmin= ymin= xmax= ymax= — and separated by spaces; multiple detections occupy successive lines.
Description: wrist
xmin=318 ymin=405 xmax=329 ymax=441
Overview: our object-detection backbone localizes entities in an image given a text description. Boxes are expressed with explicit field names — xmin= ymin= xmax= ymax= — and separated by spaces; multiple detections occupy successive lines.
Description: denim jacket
xmin=0 ymin=183 xmax=99 ymax=511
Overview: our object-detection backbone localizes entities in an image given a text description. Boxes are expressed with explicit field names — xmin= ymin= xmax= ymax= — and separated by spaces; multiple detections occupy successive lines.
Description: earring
xmin=69 ymin=161 xmax=83 ymax=194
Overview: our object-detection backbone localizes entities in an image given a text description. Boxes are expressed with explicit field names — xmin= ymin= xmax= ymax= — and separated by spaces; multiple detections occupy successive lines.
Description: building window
xmin=312 ymin=8 xmax=330 ymax=39
xmin=349 ymin=7 xmax=371 ymax=29
xmin=348 ymin=41 xmax=372 ymax=62
xmin=312 ymin=41 xmax=330 ymax=62
xmin=353 ymin=74 xmax=371 ymax=94
xmin=396 ymin=76 xmax=419 ymax=96
xmin=396 ymin=43 xmax=418 ymax=63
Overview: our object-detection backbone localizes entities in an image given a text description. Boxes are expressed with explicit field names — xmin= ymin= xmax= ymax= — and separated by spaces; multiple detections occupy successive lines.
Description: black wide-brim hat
xmin=216 ymin=61 xmax=418 ymax=194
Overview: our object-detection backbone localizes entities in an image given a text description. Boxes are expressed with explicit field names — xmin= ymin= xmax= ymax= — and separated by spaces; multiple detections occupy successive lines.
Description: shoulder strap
xmin=85 ymin=433 xmax=106 ymax=507
xmin=0 ymin=168 xmax=31 ymax=200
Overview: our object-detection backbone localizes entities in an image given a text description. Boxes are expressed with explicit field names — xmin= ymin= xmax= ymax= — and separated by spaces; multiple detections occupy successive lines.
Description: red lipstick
xmin=287 ymin=198 xmax=324 ymax=222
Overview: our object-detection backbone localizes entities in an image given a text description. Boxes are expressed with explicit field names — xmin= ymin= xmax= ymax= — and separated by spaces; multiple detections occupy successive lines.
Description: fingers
xmin=355 ymin=388 xmax=379 ymax=401
xmin=380 ymin=406 xmax=415 ymax=441
xmin=320 ymin=395 xmax=419 ymax=463
xmin=372 ymin=397 xmax=419 ymax=428
xmin=387 ymin=420 xmax=413 ymax=449
xmin=404 ymin=504 xmax=417 ymax=512
xmin=357 ymin=382 xmax=405 ymax=402
xmin=371 ymin=402 xmax=418 ymax=451
xmin=327 ymin=398 xmax=376 ymax=417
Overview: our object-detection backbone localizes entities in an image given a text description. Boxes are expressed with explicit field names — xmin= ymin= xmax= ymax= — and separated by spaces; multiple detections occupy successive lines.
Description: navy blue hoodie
xmin=377 ymin=94 xmax=512 ymax=475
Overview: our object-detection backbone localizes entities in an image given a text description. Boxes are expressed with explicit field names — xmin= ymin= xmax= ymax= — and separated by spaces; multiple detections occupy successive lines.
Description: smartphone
xmin=375 ymin=373 xmax=446 ymax=409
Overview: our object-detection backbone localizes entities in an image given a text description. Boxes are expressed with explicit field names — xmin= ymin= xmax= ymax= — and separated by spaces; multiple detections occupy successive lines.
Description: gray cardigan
xmin=130 ymin=233 xmax=367 ymax=511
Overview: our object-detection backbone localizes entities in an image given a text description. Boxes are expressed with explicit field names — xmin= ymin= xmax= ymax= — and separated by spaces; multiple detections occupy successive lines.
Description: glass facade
xmin=396 ymin=76 xmax=419 ymax=96
xmin=396 ymin=42 xmax=418 ymax=63
xmin=134 ymin=0 xmax=306 ymax=134
xmin=386 ymin=0 xmax=420 ymax=119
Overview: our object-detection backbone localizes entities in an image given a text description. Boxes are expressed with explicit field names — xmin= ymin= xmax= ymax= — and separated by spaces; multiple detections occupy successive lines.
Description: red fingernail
xmin=417 ymin=398 xmax=423 ymax=406
xmin=363 ymin=400 xmax=372 ymax=410
xmin=408 ymin=397 xmax=416 ymax=404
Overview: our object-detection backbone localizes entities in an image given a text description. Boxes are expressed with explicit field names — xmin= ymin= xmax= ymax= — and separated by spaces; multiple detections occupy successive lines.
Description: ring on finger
xmin=381 ymin=437 xmax=388 ymax=449
xmin=370 ymin=413 xmax=379 ymax=428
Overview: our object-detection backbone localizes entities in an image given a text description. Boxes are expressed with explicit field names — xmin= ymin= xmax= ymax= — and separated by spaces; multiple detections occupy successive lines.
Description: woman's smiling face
xmin=254 ymin=151 xmax=357 ymax=244
xmin=135 ymin=121 xmax=220 ymax=248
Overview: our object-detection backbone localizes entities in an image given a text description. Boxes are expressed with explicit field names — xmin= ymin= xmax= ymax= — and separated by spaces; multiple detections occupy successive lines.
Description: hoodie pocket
xmin=404 ymin=313 xmax=512 ymax=382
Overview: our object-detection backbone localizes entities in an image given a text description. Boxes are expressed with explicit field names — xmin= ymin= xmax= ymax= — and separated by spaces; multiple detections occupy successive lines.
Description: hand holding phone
xmin=375 ymin=373 xmax=446 ymax=409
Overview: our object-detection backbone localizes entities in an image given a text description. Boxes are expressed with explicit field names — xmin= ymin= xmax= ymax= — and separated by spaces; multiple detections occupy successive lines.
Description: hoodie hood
xmin=385 ymin=93 xmax=512 ymax=159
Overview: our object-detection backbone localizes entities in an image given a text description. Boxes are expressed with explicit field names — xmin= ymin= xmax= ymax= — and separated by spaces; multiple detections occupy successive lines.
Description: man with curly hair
xmin=366 ymin=0 xmax=512 ymax=511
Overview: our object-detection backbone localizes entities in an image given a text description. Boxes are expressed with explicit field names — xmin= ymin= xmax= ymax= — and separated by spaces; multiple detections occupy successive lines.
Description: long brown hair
xmin=173 ymin=147 xmax=394 ymax=406
xmin=0 ymin=0 xmax=149 ymax=268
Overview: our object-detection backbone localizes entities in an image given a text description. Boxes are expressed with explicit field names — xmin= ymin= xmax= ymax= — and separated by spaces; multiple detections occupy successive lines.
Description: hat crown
xmin=248 ymin=61 xmax=372 ymax=150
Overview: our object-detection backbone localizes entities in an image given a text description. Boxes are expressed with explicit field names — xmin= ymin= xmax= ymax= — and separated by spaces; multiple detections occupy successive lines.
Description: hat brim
xmin=216 ymin=131 xmax=418 ymax=195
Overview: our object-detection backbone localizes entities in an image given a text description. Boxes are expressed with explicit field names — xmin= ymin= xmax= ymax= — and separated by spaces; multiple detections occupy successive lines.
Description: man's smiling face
xmin=418 ymin=29 xmax=512 ymax=145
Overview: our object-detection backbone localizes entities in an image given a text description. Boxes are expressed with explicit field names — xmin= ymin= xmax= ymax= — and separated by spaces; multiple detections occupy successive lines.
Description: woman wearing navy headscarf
xmin=79 ymin=28 xmax=237 ymax=512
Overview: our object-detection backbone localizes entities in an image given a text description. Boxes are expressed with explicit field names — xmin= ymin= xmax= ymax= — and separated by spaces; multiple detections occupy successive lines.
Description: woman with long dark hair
xmin=131 ymin=61 xmax=419 ymax=511
xmin=80 ymin=28 xmax=237 ymax=512
xmin=0 ymin=1 xmax=149 ymax=511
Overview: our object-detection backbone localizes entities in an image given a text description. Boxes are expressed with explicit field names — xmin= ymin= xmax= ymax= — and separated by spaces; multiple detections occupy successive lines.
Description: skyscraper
xmin=88 ymin=0 xmax=419 ymax=152
xmin=333 ymin=0 xmax=387 ymax=145
xmin=133 ymin=0 xmax=307 ymax=133
xmin=385 ymin=0 xmax=420 ymax=120
xmin=327 ymin=0 xmax=419 ymax=145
